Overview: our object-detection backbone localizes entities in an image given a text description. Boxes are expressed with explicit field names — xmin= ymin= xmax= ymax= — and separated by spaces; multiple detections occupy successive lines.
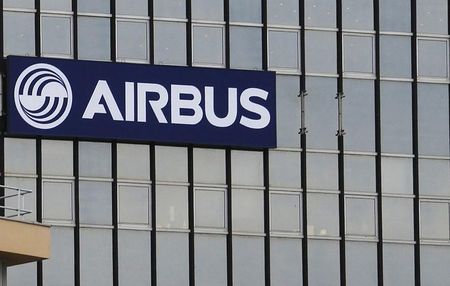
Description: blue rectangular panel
xmin=7 ymin=56 xmax=276 ymax=148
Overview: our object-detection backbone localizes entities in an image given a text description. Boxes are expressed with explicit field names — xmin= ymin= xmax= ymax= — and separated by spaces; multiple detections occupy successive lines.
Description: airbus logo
xmin=14 ymin=63 xmax=72 ymax=129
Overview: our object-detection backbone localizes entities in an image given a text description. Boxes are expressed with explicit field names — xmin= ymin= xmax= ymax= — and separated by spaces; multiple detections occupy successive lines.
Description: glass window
xmin=42 ymin=140 xmax=73 ymax=177
xmin=380 ymin=82 xmax=412 ymax=154
xmin=308 ymin=240 xmax=340 ymax=286
xmin=342 ymin=0 xmax=373 ymax=30
xmin=192 ymin=0 xmax=223 ymax=21
xmin=419 ymin=159 xmax=450 ymax=197
xmin=195 ymin=188 xmax=226 ymax=229
xmin=344 ymin=155 xmax=375 ymax=193
xmin=118 ymin=184 xmax=150 ymax=225
xmin=156 ymin=185 xmax=188 ymax=229
xmin=305 ymin=0 xmax=336 ymax=28
xmin=193 ymin=25 xmax=225 ymax=67
xmin=346 ymin=197 xmax=377 ymax=237
xmin=383 ymin=243 xmax=415 ymax=286
xmin=79 ymin=142 xmax=111 ymax=178
xmin=78 ymin=0 xmax=109 ymax=13
xmin=41 ymin=16 xmax=72 ymax=57
xmin=5 ymin=138 xmax=36 ymax=175
xmin=42 ymin=180 xmax=74 ymax=222
xmin=153 ymin=0 xmax=186 ymax=19
xmin=156 ymin=232 xmax=189 ymax=286
xmin=421 ymin=245 xmax=450 ymax=285
xmin=229 ymin=0 xmax=261 ymax=23
xmin=420 ymin=201 xmax=449 ymax=240
xmin=305 ymin=31 xmax=337 ymax=74
xmin=231 ymin=151 xmax=263 ymax=187
xmin=43 ymin=227 xmax=74 ymax=286
xmin=78 ymin=16 xmax=110 ymax=61
xmin=155 ymin=146 xmax=187 ymax=182
xmin=80 ymin=228 xmax=113 ymax=286
xmin=154 ymin=21 xmax=186 ymax=65
xmin=193 ymin=149 xmax=225 ymax=185
xmin=117 ymin=20 xmax=149 ymax=63
xmin=417 ymin=39 xmax=449 ymax=79
xmin=230 ymin=26 xmax=262 ymax=70
xmin=307 ymin=193 xmax=339 ymax=237
xmin=343 ymin=34 xmax=374 ymax=75
xmin=275 ymin=75 xmax=300 ymax=148
xmin=118 ymin=230 xmax=151 ymax=286
xmin=232 ymin=188 xmax=264 ymax=233
xmin=79 ymin=181 xmax=112 ymax=225
xmin=418 ymin=84 xmax=449 ymax=156
xmin=268 ymin=0 xmax=299 ymax=26
xmin=306 ymin=77 xmax=338 ymax=150
xmin=343 ymin=79 xmax=375 ymax=151
xmin=307 ymin=153 xmax=338 ymax=191
xmin=346 ymin=242 xmax=377 ymax=286
xmin=116 ymin=0 xmax=148 ymax=16
xmin=4 ymin=177 xmax=36 ymax=221
xmin=195 ymin=235 xmax=227 ymax=286
xmin=269 ymin=150 xmax=301 ymax=189
xmin=117 ymin=144 xmax=150 ymax=181
xmin=233 ymin=236 xmax=265 ymax=286
xmin=4 ymin=12 xmax=35 ymax=56
xmin=7 ymin=263 xmax=37 ymax=286
xmin=380 ymin=35 xmax=411 ymax=78
xmin=41 ymin=0 xmax=72 ymax=11
xmin=268 ymin=29 xmax=300 ymax=72
xmin=381 ymin=157 xmax=413 ymax=195
xmin=417 ymin=0 xmax=448 ymax=35
xmin=382 ymin=197 xmax=414 ymax=241
xmin=270 ymin=192 xmax=301 ymax=233
xmin=379 ymin=0 xmax=411 ymax=32
xmin=4 ymin=0 xmax=34 ymax=9
xmin=271 ymin=238 xmax=302 ymax=286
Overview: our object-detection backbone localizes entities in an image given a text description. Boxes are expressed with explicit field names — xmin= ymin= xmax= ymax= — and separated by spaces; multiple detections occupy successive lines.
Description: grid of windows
xmin=0 ymin=0 xmax=449 ymax=286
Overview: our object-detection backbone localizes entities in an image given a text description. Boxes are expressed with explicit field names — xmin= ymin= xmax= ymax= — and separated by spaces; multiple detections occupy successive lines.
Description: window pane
xmin=117 ymin=143 xmax=150 ymax=181
xmin=305 ymin=31 xmax=337 ymax=74
xmin=275 ymin=75 xmax=300 ymax=148
xmin=4 ymin=12 xmax=35 ymax=56
xmin=420 ymin=201 xmax=449 ymax=240
xmin=233 ymin=236 xmax=265 ymax=286
xmin=42 ymin=16 xmax=72 ymax=57
xmin=116 ymin=0 xmax=148 ymax=16
xmin=41 ymin=0 xmax=71 ymax=11
xmin=379 ymin=0 xmax=411 ymax=32
xmin=192 ymin=0 xmax=223 ymax=21
xmin=269 ymin=150 xmax=301 ymax=189
xmin=417 ymin=0 xmax=448 ymax=34
xmin=270 ymin=193 xmax=301 ymax=233
xmin=118 ymin=184 xmax=150 ymax=225
xmin=5 ymin=138 xmax=36 ymax=175
xmin=117 ymin=20 xmax=149 ymax=62
xmin=271 ymin=238 xmax=302 ymax=286
xmin=118 ymin=230 xmax=151 ymax=286
xmin=79 ymin=142 xmax=111 ymax=178
xmin=305 ymin=0 xmax=336 ymax=28
xmin=43 ymin=180 xmax=74 ymax=222
xmin=231 ymin=151 xmax=263 ymax=187
xmin=229 ymin=0 xmax=261 ymax=23
xmin=4 ymin=0 xmax=34 ymax=8
xmin=230 ymin=26 xmax=262 ymax=70
xmin=155 ymin=146 xmax=187 ymax=182
xmin=195 ymin=188 xmax=226 ymax=229
xmin=232 ymin=189 xmax=264 ymax=233
xmin=308 ymin=240 xmax=340 ymax=286
xmin=4 ymin=177 xmax=36 ymax=221
xmin=78 ymin=0 xmax=109 ymax=13
xmin=383 ymin=244 xmax=415 ymax=286
xmin=346 ymin=197 xmax=376 ymax=237
xmin=380 ymin=82 xmax=412 ymax=154
xmin=419 ymin=159 xmax=450 ymax=197
xmin=154 ymin=21 xmax=186 ymax=65
xmin=344 ymin=155 xmax=375 ymax=193
xmin=343 ymin=34 xmax=374 ymax=75
xmin=156 ymin=185 xmax=188 ymax=229
xmin=307 ymin=193 xmax=339 ymax=237
xmin=342 ymin=0 xmax=373 ymax=30
xmin=269 ymin=30 xmax=300 ymax=72
xmin=78 ymin=17 xmax=110 ymax=61
xmin=193 ymin=149 xmax=226 ymax=185
xmin=156 ymin=232 xmax=189 ymax=286
xmin=307 ymin=153 xmax=338 ymax=191
xmin=193 ymin=25 xmax=225 ymax=67
xmin=43 ymin=227 xmax=74 ymax=286
xmin=7 ymin=263 xmax=36 ymax=286
xmin=154 ymin=0 xmax=186 ymax=18
xmin=417 ymin=39 xmax=449 ymax=79
xmin=42 ymin=140 xmax=73 ymax=177
xmin=380 ymin=35 xmax=411 ymax=78
xmin=346 ymin=242 xmax=377 ymax=286
xmin=195 ymin=235 xmax=227 ymax=286
xmin=268 ymin=0 xmax=299 ymax=26
xmin=382 ymin=157 xmax=413 ymax=195
xmin=79 ymin=181 xmax=112 ymax=225
xmin=382 ymin=197 xmax=414 ymax=240
xmin=421 ymin=245 xmax=450 ymax=285
xmin=306 ymin=77 xmax=337 ymax=150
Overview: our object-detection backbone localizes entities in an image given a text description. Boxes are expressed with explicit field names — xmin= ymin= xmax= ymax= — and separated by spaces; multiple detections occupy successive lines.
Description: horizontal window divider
xmin=342 ymin=29 xmax=376 ymax=35
xmin=380 ymin=77 xmax=414 ymax=82
xmin=79 ymin=177 xmax=114 ymax=182
xmin=345 ymin=236 xmax=379 ymax=242
xmin=382 ymin=239 xmax=416 ymax=245
xmin=306 ymin=149 xmax=340 ymax=154
xmin=155 ymin=228 xmax=190 ymax=233
xmin=267 ymin=25 xmax=301 ymax=31
xmin=193 ymin=183 xmax=228 ymax=189
xmin=307 ymin=189 xmax=340 ymax=195
xmin=343 ymin=151 xmax=377 ymax=156
xmin=342 ymin=73 xmax=376 ymax=80
xmin=307 ymin=235 xmax=341 ymax=241
xmin=231 ymin=185 xmax=265 ymax=191
xmin=229 ymin=22 xmax=264 ymax=28
xmin=272 ymin=147 xmax=302 ymax=152
xmin=420 ymin=240 xmax=450 ymax=246
xmin=419 ymin=197 xmax=450 ymax=202
xmin=42 ymin=176 xmax=75 ymax=181
xmin=40 ymin=54 xmax=74 ymax=60
xmin=41 ymin=11 xmax=73 ymax=16
xmin=77 ymin=12 xmax=112 ymax=18
xmin=117 ymin=179 xmax=152 ymax=185
xmin=153 ymin=17 xmax=188 ymax=23
xmin=231 ymin=232 xmax=266 ymax=237
xmin=416 ymin=33 xmax=450 ymax=39
xmin=270 ymin=69 xmax=302 ymax=75
xmin=344 ymin=192 xmax=378 ymax=198
xmin=304 ymin=26 xmax=338 ymax=32
xmin=116 ymin=15 xmax=150 ymax=21
xmin=194 ymin=228 xmax=228 ymax=235
xmin=194 ymin=186 xmax=227 ymax=191
xmin=270 ymin=232 xmax=303 ymax=238
xmin=4 ymin=173 xmax=38 ymax=179
xmin=380 ymin=153 xmax=415 ymax=158
xmin=269 ymin=188 xmax=302 ymax=193
xmin=417 ymin=77 xmax=450 ymax=84
xmin=382 ymin=193 xmax=415 ymax=199
xmin=116 ymin=58 xmax=150 ymax=64
xmin=417 ymin=155 xmax=450 ymax=160
xmin=379 ymin=31 xmax=413 ymax=36
xmin=192 ymin=62 xmax=226 ymax=69
xmin=42 ymin=221 xmax=76 ymax=228
xmin=156 ymin=181 xmax=190 ymax=187
xmin=305 ymin=72 xmax=339 ymax=78
xmin=117 ymin=224 xmax=152 ymax=231
xmin=3 ymin=8 xmax=36 ymax=13
xmin=192 ymin=20 xmax=226 ymax=25
xmin=79 ymin=224 xmax=114 ymax=229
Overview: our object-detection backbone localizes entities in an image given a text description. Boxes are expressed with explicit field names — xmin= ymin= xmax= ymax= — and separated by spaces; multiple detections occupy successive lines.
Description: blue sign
xmin=7 ymin=56 xmax=276 ymax=148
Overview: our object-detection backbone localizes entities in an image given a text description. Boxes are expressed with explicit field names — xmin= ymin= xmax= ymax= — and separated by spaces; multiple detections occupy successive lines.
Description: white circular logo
xmin=14 ymin=63 xmax=72 ymax=129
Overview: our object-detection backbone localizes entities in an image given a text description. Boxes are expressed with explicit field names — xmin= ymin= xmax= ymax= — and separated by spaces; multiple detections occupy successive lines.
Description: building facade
xmin=0 ymin=0 xmax=449 ymax=285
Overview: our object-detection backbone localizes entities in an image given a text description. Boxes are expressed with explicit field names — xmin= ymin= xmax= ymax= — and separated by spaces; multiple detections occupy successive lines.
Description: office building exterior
xmin=0 ymin=0 xmax=449 ymax=285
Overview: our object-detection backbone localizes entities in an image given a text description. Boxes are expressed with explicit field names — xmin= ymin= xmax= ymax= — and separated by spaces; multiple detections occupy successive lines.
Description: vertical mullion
xmin=0 ymin=0 xmax=4 ymax=217
xmin=262 ymin=0 xmax=268 ymax=71
xmin=72 ymin=0 xmax=78 ymax=59
xmin=35 ymin=0 xmax=41 ymax=57
xmin=111 ymin=0 xmax=116 ymax=62
xmin=74 ymin=139 xmax=80 ymax=286
xmin=188 ymin=147 xmax=195 ymax=286
xmin=36 ymin=138 xmax=43 ymax=286
xmin=226 ymin=148 xmax=233 ymax=286
xmin=224 ymin=0 xmax=230 ymax=69
xmin=150 ymin=144 xmax=157 ymax=286
xmin=149 ymin=0 xmax=154 ymax=65
xmin=186 ymin=0 xmax=192 ymax=67
xmin=112 ymin=142 xmax=119 ymax=286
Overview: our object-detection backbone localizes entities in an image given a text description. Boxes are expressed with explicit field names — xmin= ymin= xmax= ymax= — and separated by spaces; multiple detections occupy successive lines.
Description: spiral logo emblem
xmin=14 ymin=63 xmax=72 ymax=129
